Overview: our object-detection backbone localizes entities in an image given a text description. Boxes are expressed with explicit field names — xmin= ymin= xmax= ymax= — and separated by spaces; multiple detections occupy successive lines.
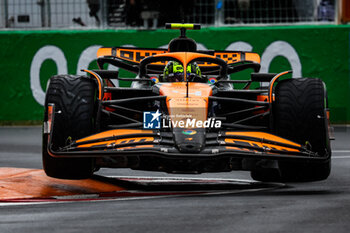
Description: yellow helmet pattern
xmin=163 ymin=61 xmax=201 ymax=82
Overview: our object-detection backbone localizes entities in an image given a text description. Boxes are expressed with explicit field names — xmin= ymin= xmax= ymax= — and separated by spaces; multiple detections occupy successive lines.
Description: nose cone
xmin=173 ymin=128 xmax=206 ymax=153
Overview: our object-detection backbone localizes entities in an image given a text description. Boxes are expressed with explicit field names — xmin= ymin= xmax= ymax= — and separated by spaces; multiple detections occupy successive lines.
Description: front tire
xmin=42 ymin=75 xmax=97 ymax=179
xmin=250 ymin=78 xmax=331 ymax=182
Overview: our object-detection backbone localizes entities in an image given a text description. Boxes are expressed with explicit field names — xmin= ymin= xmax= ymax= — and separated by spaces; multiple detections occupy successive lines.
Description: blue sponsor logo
xmin=143 ymin=110 xmax=161 ymax=129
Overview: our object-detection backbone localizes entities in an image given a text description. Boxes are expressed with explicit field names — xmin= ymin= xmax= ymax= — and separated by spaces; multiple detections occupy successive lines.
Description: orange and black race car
xmin=43 ymin=23 xmax=331 ymax=182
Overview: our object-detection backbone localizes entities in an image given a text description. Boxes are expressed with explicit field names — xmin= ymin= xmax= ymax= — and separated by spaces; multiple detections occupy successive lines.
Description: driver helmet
xmin=163 ymin=61 xmax=202 ymax=82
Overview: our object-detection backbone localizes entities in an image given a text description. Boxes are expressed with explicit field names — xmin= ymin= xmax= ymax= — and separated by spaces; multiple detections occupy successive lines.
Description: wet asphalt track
xmin=0 ymin=126 xmax=350 ymax=233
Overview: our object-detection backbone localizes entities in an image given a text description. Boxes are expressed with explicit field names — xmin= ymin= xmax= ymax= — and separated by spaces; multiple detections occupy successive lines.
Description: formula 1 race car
xmin=43 ymin=23 xmax=331 ymax=182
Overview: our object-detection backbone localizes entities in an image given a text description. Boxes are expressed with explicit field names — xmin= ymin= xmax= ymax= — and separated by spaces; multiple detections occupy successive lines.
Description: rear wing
xmin=97 ymin=47 xmax=261 ymax=66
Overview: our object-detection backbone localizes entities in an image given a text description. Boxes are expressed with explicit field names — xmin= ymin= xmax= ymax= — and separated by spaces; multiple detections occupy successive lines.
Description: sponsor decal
xmin=182 ymin=130 xmax=197 ymax=135
xmin=151 ymin=76 xmax=159 ymax=83
xmin=208 ymin=77 xmax=217 ymax=84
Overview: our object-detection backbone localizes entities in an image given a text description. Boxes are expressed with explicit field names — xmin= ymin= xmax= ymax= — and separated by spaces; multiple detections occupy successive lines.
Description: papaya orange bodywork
xmin=116 ymin=145 xmax=155 ymax=150
xmin=77 ymin=137 xmax=155 ymax=148
xmin=96 ymin=47 xmax=113 ymax=58
xmin=76 ymin=129 xmax=154 ymax=144
xmin=225 ymin=146 xmax=258 ymax=153
xmin=83 ymin=69 xmax=103 ymax=100
xmin=225 ymin=131 xmax=301 ymax=147
xmin=159 ymin=82 xmax=212 ymax=127
xmin=268 ymin=71 xmax=292 ymax=103
xmin=245 ymin=53 xmax=261 ymax=64
xmin=224 ymin=138 xmax=299 ymax=152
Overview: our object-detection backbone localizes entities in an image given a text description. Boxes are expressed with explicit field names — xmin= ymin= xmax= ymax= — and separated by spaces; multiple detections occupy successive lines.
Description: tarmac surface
xmin=0 ymin=126 xmax=350 ymax=233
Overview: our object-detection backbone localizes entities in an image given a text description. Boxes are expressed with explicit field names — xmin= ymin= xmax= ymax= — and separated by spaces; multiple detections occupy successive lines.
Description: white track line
xmin=333 ymin=155 xmax=350 ymax=159
xmin=333 ymin=151 xmax=350 ymax=154
xmin=108 ymin=176 xmax=258 ymax=183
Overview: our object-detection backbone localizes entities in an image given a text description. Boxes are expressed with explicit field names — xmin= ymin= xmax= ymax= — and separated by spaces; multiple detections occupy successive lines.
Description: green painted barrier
xmin=0 ymin=25 xmax=349 ymax=123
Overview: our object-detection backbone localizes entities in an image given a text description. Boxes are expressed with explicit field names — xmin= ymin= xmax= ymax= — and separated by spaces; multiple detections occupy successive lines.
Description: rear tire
xmin=42 ymin=75 xmax=97 ymax=179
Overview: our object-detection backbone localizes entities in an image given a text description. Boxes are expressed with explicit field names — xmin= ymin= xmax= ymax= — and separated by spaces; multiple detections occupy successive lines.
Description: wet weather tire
xmin=42 ymin=75 xmax=97 ymax=179
xmin=274 ymin=78 xmax=331 ymax=182
xmin=250 ymin=78 xmax=331 ymax=182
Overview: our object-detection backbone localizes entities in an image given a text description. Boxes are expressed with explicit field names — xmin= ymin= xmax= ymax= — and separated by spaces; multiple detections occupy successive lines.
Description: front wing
xmin=45 ymin=128 xmax=329 ymax=163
